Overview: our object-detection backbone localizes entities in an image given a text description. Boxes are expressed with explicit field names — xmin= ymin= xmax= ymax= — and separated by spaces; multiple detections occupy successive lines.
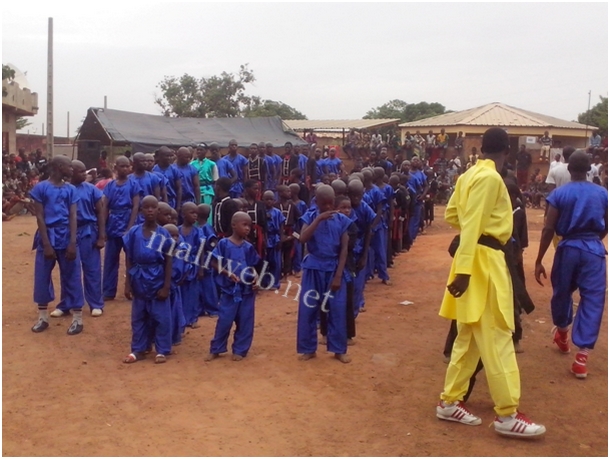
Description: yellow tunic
xmin=439 ymin=159 xmax=514 ymax=330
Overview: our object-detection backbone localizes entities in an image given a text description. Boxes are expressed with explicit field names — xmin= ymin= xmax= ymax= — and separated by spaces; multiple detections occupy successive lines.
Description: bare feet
xmin=232 ymin=354 xmax=244 ymax=361
xmin=514 ymin=342 xmax=524 ymax=353
xmin=298 ymin=353 xmax=316 ymax=361
xmin=359 ymin=307 xmax=367 ymax=313
xmin=347 ymin=338 xmax=355 ymax=346
xmin=189 ymin=322 xmax=200 ymax=329
xmin=334 ymin=353 xmax=351 ymax=364
xmin=319 ymin=336 xmax=327 ymax=345
xmin=443 ymin=355 xmax=451 ymax=364
xmin=204 ymin=353 xmax=220 ymax=361
xmin=382 ymin=279 xmax=392 ymax=286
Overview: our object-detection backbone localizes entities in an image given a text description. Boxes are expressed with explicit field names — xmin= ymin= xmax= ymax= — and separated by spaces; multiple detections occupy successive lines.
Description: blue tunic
xmin=103 ymin=177 xmax=141 ymax=238
xmin=216 ymin=157 xmax=236 ymax=179
xmin=212 ymin=238 xmax=261 ymax=295
xmin=350 ymin=201 xmax=376 ymax=256
xmin=152 ymin=164 xmax=181 ymax=207
xmin=178 ymin=225 xmax=204 ymax=282
xmin=300 ymin=208 xmax=353 ymax=272
xmin=364 ymin=185 xmax=385 ymax=232
xmin=224 ymin=153 xmax=248 ymax=195
xmin=266 ymin=207 xmax=286 ymax=248
xmin=30 ymin=181 xmax=80 ymax=250
xmin=264 ymin=155 xmax=278 ymax=190
xmin=130 ymin=171 xmax=161 ymax=199
xmin=175 ymin=164 xmax=198 ymax=203
xmin=325 ymin=158 xmax=343 ymax=175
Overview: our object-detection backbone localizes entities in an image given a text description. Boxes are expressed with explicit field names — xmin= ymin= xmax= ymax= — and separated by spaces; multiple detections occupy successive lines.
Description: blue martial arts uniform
xmin=546 ymin=182 xmax=608 ymax=349
xmin=324 ymin=157 xmax=343 ymax=175
xmin=102 ymin=177 xmax=141 ymax=299
xmin=297 ymin=208 xmax=353 ymax=355
xmin=407 ymin=170 xmax=426 ymax=244
xmin=123 ymin=225 xmax=173 ymax=355
xmin=169 ymin=235 xmax=187 ymax=343
xmin=364 ymin=185 xmax=389 ymax=281
xmin=264 ymin=207 xmax=286 ymax=289
xmin=178 ymin=224 xmax=204 ymax=326
xmin=224 ymin=153 xmax=248 ymax=198
xmin=175 ymin=163 xmax=199 ymax=205
xmin=130 ymin=171 xmax=162 ymax=224
xmin=152 ymin=164 xmax=181 ymax=209
xmin=350 ymin=200 xmax=377 ymax=316
xmin=30 ymin=181 xmax=85 ymax=309
xmin=210 ymin=238 xmax=261 ymax=357
xmin=56 ymin=182 xmax=103 ymax=312
xmin=298 ymin=153 xmax=308 ymax=173
xmin=264 ymin=155 xmax=278 ymax=191
xmin=292 ymin=200 xmax=308 ymax=274
xmin=198 ymin=223 xmax=219 ymax=316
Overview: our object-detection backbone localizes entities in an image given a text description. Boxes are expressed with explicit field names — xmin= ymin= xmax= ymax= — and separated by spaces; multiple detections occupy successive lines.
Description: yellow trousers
xmin=441 ymin=284 xmax=520 ymax=416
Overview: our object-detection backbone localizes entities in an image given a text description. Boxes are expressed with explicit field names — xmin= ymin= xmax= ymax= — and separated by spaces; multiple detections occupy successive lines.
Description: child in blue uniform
xmin=163 ymin=223 xmax=187 ymax=346
xmin=102 ymin=156 xmax=141 ymax=300
xmin=535 ymin=151 xmax=608 ymax=379
xmin=130 ymin=152 xmax=162 ymax=224
xmin=289 ymin=183 xmax=307 ymax=277
xmin=297 ymin=185 xmax=353 ymax=363
xmin=153 ymin=146 xmax=182 ymax=209
xmin=324 ymin=148 xmax=344 ymax=176
xmin=145 ymin=152 xmax=168 ymax=203
xmin=30 ymin=156 xmax=85 ymax=335
xmin=123 ymin=196 xmax=173 ymax=364
xmin=407 ymin=157 xmax=428 ymax=247
xmin=179 ymin=202 xmax=204 ymax=328
xmin=196 ymin=204 xmax=219 ymax=317
xmin=52 ymin=160 xmax=106 ymax=318
xmin=263 ymin=190 xmax=286 ymax=290
xmin=175 ymin=147 xmax=201 ymax=209
xmin=277 ymin=185 xmax=298 ymax=279
xmin=348 ymin=178 xmax=375 ymax=315
xmin=225 ymin=139 xmax=248 ymax=198
xmin=205 ymin=212 xmax=262 ymax=361
xmin=374 ymin=167 xmax=395 ymax=269
xmin=362 ymin=169 xmax=387 ymax=284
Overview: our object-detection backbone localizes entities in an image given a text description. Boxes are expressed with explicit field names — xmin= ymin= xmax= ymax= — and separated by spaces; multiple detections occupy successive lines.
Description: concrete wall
xmin=2 ymin=110 xmax=17 ymax=153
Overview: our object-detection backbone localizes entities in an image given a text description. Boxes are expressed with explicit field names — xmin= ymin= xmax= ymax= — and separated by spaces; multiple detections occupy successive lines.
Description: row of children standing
xmin=29 ymin=143 xmax=430 ymax=364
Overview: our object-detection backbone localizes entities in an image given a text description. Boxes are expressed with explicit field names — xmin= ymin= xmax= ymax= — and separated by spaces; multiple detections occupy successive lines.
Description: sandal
xmin=155 ymin=354 xmax=167 ymax=364
xmin=123 ymin=353 xmax=144 ymax=364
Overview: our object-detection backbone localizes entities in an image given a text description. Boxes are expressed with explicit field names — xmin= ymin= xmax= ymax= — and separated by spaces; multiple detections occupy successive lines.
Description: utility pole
xmin=104 ymin=95 xmax=107 ymax=109
xmin=46 ymin=17 xmax=54 ymax=157
xmin=584 ymin=90 xmax=591 ymax=148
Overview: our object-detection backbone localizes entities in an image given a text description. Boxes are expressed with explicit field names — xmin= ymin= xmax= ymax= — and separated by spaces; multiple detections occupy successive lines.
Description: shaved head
xmin=231 ymin=211 xmax=252 ymax=225
xmin=163 ymin=224 xmax=179 ymax=237
xmin=315 ymin=184 xmax=335 ymax=201
xmin=348 ymin=179 xmax=364 ymax=193
xmin=115 ymin=156 xmax=130 ymax=166
xmin=141 ymin=195 xmax=159 ymax=206
xmin=71 ymin=160 xmax=86 ymax=171
xmin=331 ymin=179 xmax=347 ymax=195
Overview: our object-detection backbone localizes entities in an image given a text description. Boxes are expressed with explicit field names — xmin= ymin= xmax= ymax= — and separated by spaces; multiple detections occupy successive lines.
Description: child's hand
xmin=43 ymin=245 xmax=56 ymax=260
xmin=197 ymin=269 xmax=204 ymax=280
xmin=66 ymin=243 xmax=77 ymax=261
xmin=356 ymin=256 xmax=367 ymax=272
xmin=318 ymin=210 xmax=337 ymax=221
xmin=330 ymin=276 xmax=341 ymax=292
xmin=95 ymin=237 xmax=105 ymax=249
xmin=157 ymin=287 xmax=169 ymax=300
xmin=124 ymin=284 xmax=133 ymax=300
xmin=228 ymin=272 xmax=240 ymax=283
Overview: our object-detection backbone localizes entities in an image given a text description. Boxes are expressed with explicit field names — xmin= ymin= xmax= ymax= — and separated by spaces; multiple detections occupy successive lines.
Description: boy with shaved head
xmin=153 ymin=146 xmax=182 ymax=209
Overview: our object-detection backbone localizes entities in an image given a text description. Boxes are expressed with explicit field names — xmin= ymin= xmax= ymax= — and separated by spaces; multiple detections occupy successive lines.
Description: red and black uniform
xmin=212 ymin=195 xmax=239 ymax=238
xmin=247 ymin=156 xmax=266 ymax=198
xmin=277 ymin=201 xmax=299 ymax=276
xmin=280 ymin=154 xmax=300 ymax=185
xmin=245 ymin=200 xmax=268 ymax=259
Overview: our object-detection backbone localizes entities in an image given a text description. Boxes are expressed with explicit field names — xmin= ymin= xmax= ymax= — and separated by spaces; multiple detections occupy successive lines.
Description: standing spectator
xmin=370 ymin=130 xmax=383 ymax=153
xmin=589 ymin=130 xmax=602 ymax=153
xmin=99 ymin=150 xmax=108 ymax=169
xmin=516 ymin=145 xmax=532 ymax=188
xmin=539 ymin=130 xmax=552 ymax=162
xmin=549 ymin=153 xmax=563 ymax=171
xmin=454 ymin=131 xmax=465 ymax=157
xmin=425 ymin=130 xmax=436 ymax=159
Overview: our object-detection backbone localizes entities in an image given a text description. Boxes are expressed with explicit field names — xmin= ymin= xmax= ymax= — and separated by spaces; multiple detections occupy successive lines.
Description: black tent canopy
xmin=78 ymin=107 xmax=307 ymax=152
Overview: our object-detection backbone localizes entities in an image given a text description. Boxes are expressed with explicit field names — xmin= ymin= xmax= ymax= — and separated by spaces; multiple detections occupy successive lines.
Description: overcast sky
xmin=3 ymin=2 xmax=608 ymax=138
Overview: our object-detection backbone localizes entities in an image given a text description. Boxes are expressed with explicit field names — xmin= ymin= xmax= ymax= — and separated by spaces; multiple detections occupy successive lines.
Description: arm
xmin=124 ymin=246 xmax=133 ymax=300
xmin=161 ymin=185 xmax=168 ymax=203
xmin=34 ymin=201 xmax=55 ymax=259
xmin=331 ymin=232 xmax=349 ymax=291
xmin=127 ymin=195 xmax=140 ymax=232
xmin=157 ymin=253 xmax=172 ymax=300
xmin=153 ymin=184 xmax=161 ymax=200
xmin=358 ymin=225 xmax=373 ymax=271
xmin=95 ymin=197 xmax=107 ymax=249
xmin=193 ymin=173 xmax=201 ymax=204
xmin=66 ymin=203 xmax=78 ymax=261
xmin=241 ymin=165 xmax=248 ymax=184
xmin=299 ymin=212 xmax=336 ymax=243
xmin=175 ymin=177 xmax=182 ymax=211
xmin=534 ymin=204 xmax=559 ymax=286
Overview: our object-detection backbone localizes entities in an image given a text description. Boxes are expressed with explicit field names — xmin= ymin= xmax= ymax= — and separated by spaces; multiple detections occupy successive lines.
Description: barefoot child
xmin=277 ymin=185 xmax=297 ymax=279
xmin=297 ymin=185 xmax=353 ymax=363
xmin=102 ymin=156 xmax=141 ymax=300
xmin=289 ymin=183 xmax=307 ymax=277
xmin=51 ymin=160 xmax=106 ymax=319
xmin=206 ymin=212 xmax=262 ymax=361
xmin=153 ymin=146 xmax=182 ymax=210
xmin=123 ymin=196 xmax=173 ymax=364
xmin=262 ymin=190 xmax=286 ymax=290
xmin=30 ymin=156 xmax=85 ymax=334
xmin=163 ymin=223 xmax=187 ymax=346
xmin=243 ymin=180 xmax=268 ymax=260
xmin=130 ymin=153 xmax=161 ymax=223
xmin=179 ymin=202 xmax=205 ymax=328
xmin=196 ymin=203 xmax=219 ymax=317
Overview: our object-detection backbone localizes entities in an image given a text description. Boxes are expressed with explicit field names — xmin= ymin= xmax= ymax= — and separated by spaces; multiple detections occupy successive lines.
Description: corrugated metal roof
xmin=284 ymin=119 xmax=400 ymax=131
xmin=398 ymin=103 xmax=591 ymax=130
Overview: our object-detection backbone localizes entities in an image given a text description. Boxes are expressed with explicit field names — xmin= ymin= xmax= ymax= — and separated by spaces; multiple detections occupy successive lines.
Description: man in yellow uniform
xmin=435 ymin=128 xmax=546 ymax=438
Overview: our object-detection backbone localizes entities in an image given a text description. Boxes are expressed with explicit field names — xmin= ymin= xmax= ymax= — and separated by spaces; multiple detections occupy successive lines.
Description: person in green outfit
xmin=191 ymin=143 xmax=218 ymax=206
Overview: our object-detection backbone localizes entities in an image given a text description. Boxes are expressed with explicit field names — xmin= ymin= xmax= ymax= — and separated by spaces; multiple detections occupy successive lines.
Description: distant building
xmin=2 ymin=63 xmax=39 ymax=154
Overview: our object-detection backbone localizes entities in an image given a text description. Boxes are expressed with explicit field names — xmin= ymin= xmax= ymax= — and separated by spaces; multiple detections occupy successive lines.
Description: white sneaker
xmin=91 ymin=308 xmax=103 ymax=317
xmin=494 ymin=412 xmax=546 ymax=438
xmin=436 ymin=401 xmax=482 ymax=425
xmin=50 ymin=309 xmax=68 ymax=318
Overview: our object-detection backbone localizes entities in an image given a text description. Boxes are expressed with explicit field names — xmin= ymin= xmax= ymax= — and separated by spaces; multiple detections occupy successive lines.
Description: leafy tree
xmin=243 ymin=98 xmax=307 ymax=120
xmin=2 ymin=64 xmax=15 ymax=97
xmin=364 ymin=99 xmax=448 ymax=123
xmin=16 ymin=117 xmax=31 ymax=130
xmin=155 ymin=64 xmax=257 ymax=118
xmin=578 ymin=96 xmax=608 ymax=137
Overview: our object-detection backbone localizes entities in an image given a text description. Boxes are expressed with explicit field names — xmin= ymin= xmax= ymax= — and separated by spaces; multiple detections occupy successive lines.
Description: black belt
xmin=448 ymin=234 xmax=535 ymax=315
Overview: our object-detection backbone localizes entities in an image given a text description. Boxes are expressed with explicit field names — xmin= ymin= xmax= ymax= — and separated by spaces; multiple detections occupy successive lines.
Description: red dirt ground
xmin=2 ymin=208 xmax=607 ymax=457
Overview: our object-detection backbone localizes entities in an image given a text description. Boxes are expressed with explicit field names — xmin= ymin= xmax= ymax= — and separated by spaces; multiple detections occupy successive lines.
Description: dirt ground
xmin=2 ymin=207 xmax=607 ymax=457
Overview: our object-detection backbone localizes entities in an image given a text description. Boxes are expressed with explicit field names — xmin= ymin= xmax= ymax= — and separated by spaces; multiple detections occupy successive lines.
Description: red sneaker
xmin=552 ymin=326 xmax=570 ymax=354
xmin=571 ymin=352 xmax=588 ymax=379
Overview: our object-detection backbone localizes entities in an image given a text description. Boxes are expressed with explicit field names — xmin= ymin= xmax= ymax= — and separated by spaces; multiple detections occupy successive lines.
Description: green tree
xmin=154 ymin=64 xmax=257 ymax=118
xmin=2 ymin=64 xmax=15 ymax=97
xmin=243 ymin=98 xmax=307 ymax=120
xmin=578 ymin=96 xmax=608 ymax=137
xmin=364 ymin=99 xmax=448 ymax=123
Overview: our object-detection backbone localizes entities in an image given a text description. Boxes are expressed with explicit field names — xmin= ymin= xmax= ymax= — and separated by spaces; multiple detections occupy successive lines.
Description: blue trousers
xmin=210 ymin=292 xmax=255 ymax=356
xmin=103 ymin=236 xmax=125 ymax=299
xmin=199 ymin=272 xmax=219 ymax=316
xmin=551 ymin=246 xmax=607 ymax=349
xmin=297 ymin=268 xmax=348 ymax=355
xmin=293 ymin=242 xmax=303 ymax=273
xmin=57 ymin=234 xmax=103 ymax=312
xmin=353 ymin=267 xmax=367 ymax=317
xmin=34 ymin=248 xmax=84 ymax=309
xmin=131 ymin=296 xmax=171 ymax=355
xmin=264 ymin=246 xmax=282 ymax=289
xmin=170 ymin=286 xmax=185 ymax=344
xmin=370 ymin=228 xmax=389 ymax=281
xmin=180 ymin=279 xmax=200 ymax=327
xmin=409 ymin=202 xmax=423 ymax=243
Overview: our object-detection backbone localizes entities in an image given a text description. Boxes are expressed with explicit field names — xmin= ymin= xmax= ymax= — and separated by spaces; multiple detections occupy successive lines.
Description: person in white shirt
xmin=549 ymin=153 xmax=562 ymax=171
xmin=545 ymin=147 xmax=575 ymax=191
